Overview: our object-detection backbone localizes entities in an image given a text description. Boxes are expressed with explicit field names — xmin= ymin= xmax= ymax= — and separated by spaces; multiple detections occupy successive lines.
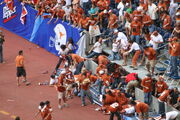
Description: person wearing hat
xmin=130 ymin=17 xmax=142 ymax=44
xmin=141 ymin=74 xmax=153 ymax=105
xmin=168 ymin=37 xmax=180 ymax=77
xmin=155 ymin=76 xmax=168 ymax=97
xmin=149 ymin=31 xmax=163 ymax=50
xmin=0 ymin=30 xmax=5 ymax=63
xmin=139 ymin=45 xmax=156 ymax=75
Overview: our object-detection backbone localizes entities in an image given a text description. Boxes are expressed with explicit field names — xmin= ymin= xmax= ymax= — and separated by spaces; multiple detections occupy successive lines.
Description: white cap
xmin=176 ymin=12 xmax=180 ymax=16
xmin=99 ymin=70 xmax=104 ymax=75
xmin=103 ymin=10 xmax=107 ymax=14
xmin=137 ymin=6 xmax=143 ymax=11
xmin=114 ymin=29 xmax=118 ymax=33
xmin=61 ymin=70 xmax=66 ymax=74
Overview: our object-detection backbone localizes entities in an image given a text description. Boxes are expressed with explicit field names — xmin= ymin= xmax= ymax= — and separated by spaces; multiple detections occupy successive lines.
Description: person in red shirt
xmin=141 ymin=74 xmax=153 ymax=104
xmin=79 ymin=72 xmax=94 ymax=106
xmin=130 ymin=100 xmax=149 ymax=120
xmin=155 ymin=76 xmax=168 ymax=97
xmin=140 ymin=46 xmax=156 ymax=75
xmin=123 ymin=73 xmax=139 ymax=94
xmin=130 ymin=17 xmax=142 ymax=44
xmin=168 ymin=37 xmax=180 ymax=77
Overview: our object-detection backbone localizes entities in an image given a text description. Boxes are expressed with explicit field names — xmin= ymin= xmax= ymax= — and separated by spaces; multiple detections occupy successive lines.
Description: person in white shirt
xmin=62 ymin=5 xmax=72 ymax=22
xmin=109 ymin=39 xmax=120 ymax=61
xmin=123 ymin=40 xmax=141 ymax=70
xmin=117 ymin=0 xmax=126 ymax=23
xmin=160 ymin=111 xmax=180 ymax=120
xmin=55 ymin=45 xmax=70 ymax=71
xmin=87 ymin=37 xmax=103 ymax=58
xmin=147 ymin=0 xmax=158 ymax=22
xmin=149 ymin=31 xmax=163 ymax=50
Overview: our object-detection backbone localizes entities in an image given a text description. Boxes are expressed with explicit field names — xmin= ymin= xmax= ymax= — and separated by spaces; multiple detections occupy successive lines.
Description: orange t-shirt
xmin=97 ymin=0 xmax=108 ymax=10
xmin=42 ymin=106 xmax=52 ymax=120
xmin=101 ymin=74 xmax=111 ymax=86
xmin=132 ymin=10 xmax=143 ymax=22
xmin=57 ymin=9 xmax=65 ymax=19
xmin=130 ymin=21 xmax=142 ymax=36
xmin=57 ymin=74 xmax=66 ymax=92
xmin=170 ymin=42 xmax=180 ymax=56
xmin=79 ymin=77 xmax=90 ymax=91
xmin=140 ymin=3 xmax=148 ymax=11
xmin=155 ymin=81 xmax=168 ymax=93
xmin=163 ymin=15 xmax=171 ymax=30
xmin=142 ymin=14 xmax=152 ymax=26
xmin=108 ymin=14 xmax=118 ymax=29
xmin=96 ymin=65 xmax=106 ymax=76
xmin=135 ymin=102 xmax=149 ymax=113
xmin=144 ymin=47 xmax=156 ymax=60
xmin=80 ymin=17 xmax=90 ymax=30
xmin=115 ymin=0 xmax=121 ymax=3
xmin=158 ymin=2 xmax=167 ymax=10
xmin=103 ymin=94 xmax=116 ymax=105
xmin=89 ymin=75 xmax=98 ymax=83
xmin=71 ymin=54 xmax=84 ymax=63
xmin=98 ymin=55 xmax=109 ymax=66
xmin=15 ymin=55 xmax=24 ymax=67
xmin=158 ymin=90 xmax=170 ymax=102
xmin=116 ymin=93 xmax=128 ymax=109
xmin=141 ymin=77 xmax=153 ymax=93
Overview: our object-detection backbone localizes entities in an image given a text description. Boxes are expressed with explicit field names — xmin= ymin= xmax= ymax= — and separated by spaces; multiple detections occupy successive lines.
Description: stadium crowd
xmin=6 ymin=0 xmax=180 ymax=120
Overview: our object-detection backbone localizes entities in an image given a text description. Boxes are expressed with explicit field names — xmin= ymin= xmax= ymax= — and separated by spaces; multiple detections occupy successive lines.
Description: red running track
xmin=0 ymin=28 xmax=109 ymax=120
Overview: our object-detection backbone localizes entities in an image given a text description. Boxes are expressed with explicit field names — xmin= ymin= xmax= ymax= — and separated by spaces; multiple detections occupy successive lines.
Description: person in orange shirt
xmin=54 ymin=7 xmax=66 ymax=23
xmin=41 ymin=101 xmax=53 ymax=120
xmin=158 ymin=87 xmax=173 ymax=114
xmin=115 ymin=90 xmax=129 ymax=111
xmin=78 ymin=14 xmax=90 ymax=30
xmin=15 ymin=50 xmax=30 ymax=86
xmin=132 ymin=6 xmax=143 ymax=23
xmin=130 ymin=100 xmax=149 ymax=120
xmin=55 ymin=71 xmax=68 ymax=109
xmin=108 ymin=10 xmax=118 ymax=29
xmin=97 ymin=0 xmax=108 ymax=11
xmin=101 ymin=72 xmax=112 ymax=94
xmin=97 ymin=55 xmax=109 ymax=66
xmin=130 ymin=17 xmax=142 ymax=44
xmin=69 ymin=53 xmax=86 ymax=75
xmin=158 ymin=0 xmax=167 ymax=12
xmin=140 ymin=46 xmax=156 ymax=75
xmin=79 ymin=72 xmax=94 ymax=106
xmin=142 ymin=11 xmax=153 ymax=33
xmin=162 ymin=11 xmax=172 ymax=31
xmin=141 ymin=74 xmax=153 ymax=104
xmin=155 ymin=76 xmax=168 ymax=97
xmin=168 ymin=37 xmax=180 ymax=77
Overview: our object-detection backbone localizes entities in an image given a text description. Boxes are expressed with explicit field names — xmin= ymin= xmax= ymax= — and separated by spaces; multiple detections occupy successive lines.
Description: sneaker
xmin=25 ymin=82 xmax=31 ymax=86
xmin=64 ymin=103 xmax=69 ymax=107
xmin=95 ymin=107 xmax=100 ymax=111
xmin=58 ymin=105 xmax=62 ymax=109
xmin=81 ymin=104 xmax=86 ymax=107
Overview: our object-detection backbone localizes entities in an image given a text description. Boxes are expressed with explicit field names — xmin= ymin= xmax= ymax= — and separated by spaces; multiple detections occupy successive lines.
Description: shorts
xmin=58 ymin=91 xmax=65 ymax=99
xmin=16 ymin=67 xmax=26 ymax=77
xmin=146 ymin=59 xmax=156 ymax=68
xmin=66 ymin=84 xmax=73 ymax=91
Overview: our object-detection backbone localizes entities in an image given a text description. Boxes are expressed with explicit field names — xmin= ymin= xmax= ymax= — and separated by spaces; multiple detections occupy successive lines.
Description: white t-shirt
xmin=65 ymin=0 xmax=72 ymax=6
xmin=58 ymin=48 xmax=69 ymax=57
xmin=117 ymin=32 xmax=128 ymax=42
xmin=117 ymin=2 xmax=124 ymax=16
xmin=166 ymin=111 xmax=179 ymax=120
xmin=93 ymin=42 xmax=102 ymax=53
xmin=147 ymin=3 xmax=158 ymax=20
xmin=128 ymin=42 xmax=140 ymax=53
xmin=112 ymin=43 xmax=119 ymax=52
xmin=63 ymin=6 xmax=72 ymax=16
xmin=124 ymin=106 xmax=135 ymax=114
xmin=67 ymin=43 xmax=74 ymax=51
xmin=149 ymin=34 xmax=163 ymax=50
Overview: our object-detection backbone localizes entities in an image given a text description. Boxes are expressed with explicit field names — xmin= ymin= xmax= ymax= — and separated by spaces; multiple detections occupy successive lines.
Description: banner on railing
xmin=0 ymin=0 xmax=81 ymax=56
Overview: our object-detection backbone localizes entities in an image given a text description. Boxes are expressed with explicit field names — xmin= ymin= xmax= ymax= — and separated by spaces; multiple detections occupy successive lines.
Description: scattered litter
xmin=7 ymin=99 xmax=15 ymax=102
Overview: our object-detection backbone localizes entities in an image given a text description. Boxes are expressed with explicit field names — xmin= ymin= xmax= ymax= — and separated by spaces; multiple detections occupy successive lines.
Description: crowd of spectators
xmin=12 ymin=0 xmax=180 ymax=120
